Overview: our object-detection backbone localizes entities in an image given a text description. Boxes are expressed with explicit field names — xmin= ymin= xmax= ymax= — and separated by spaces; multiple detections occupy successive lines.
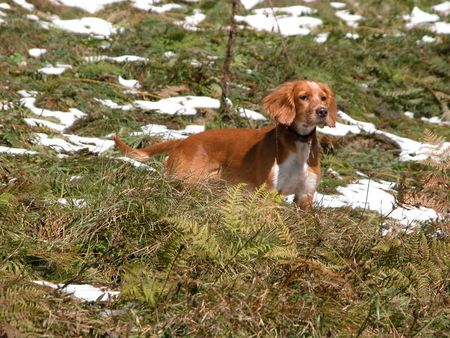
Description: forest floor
xmin=0 ymin=0 xmax=449 ymax=336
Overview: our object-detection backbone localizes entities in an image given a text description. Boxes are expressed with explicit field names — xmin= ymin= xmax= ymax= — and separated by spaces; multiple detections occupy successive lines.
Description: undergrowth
xmin=1 ymin=0 xmax=449 ymax=336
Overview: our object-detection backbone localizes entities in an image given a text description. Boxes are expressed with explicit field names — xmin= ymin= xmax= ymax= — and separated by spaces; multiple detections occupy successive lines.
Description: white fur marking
xmin=308 ymin=81 xmax=321 ymax=94
xmin=270 ymin=161 xmax=279 ymax=188
xmin=275 ymin=142 xmax=316 ymax=198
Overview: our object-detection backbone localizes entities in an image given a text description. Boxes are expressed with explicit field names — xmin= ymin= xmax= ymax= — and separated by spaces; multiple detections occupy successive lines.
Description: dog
xmin=113 ymin=80 xmax=337 ymax=208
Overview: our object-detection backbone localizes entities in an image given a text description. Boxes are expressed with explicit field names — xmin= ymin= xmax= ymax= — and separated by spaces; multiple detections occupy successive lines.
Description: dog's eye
xmin=299 ymin=95 xmax=308 ymax=101
xmin=321 ymin=96 xmax=327 ymax=101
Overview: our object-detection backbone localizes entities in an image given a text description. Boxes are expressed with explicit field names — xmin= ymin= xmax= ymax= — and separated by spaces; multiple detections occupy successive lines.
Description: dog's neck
xmin=287 ymin=126 xmax=316 ymax=143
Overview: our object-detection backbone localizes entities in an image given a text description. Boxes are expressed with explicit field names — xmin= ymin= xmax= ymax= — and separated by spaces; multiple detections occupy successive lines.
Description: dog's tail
xmin=112 ymin=134 xmax=181 ymax=161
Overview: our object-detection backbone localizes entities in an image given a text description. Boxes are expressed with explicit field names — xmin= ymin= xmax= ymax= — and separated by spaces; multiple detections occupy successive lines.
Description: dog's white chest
xmin=271 ymin=142 xmax=317 ymax=196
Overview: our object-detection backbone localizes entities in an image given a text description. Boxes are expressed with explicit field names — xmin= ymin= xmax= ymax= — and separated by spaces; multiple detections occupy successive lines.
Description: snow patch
xmin=236 ymin=5 xmax=322 ymax=36
xmin=49 ymin=0 xmax=125 ymax=14
xmin=330 ymin=2 xmax=346 ymax=9
xmin=345 ymin=32 xmax=359 ymax=39
xmin=237 ymin=107 xmax=267 ymax=121
xmin=314 ymin=32 xmax=329 ymax=43
xmin=38 ymin=64 xmax=72 ymax=75
xmin=12 ymin=0 xmax=34 ymax=11
xmin=131 ymin=0 xmax=183 ymax=13
xmin=318 ymin=111 xmax=450 ymax=162
xmin=131 ymin=124 xmax=205 ymax=139
xmin=84 ymin=55 xmax=148 ymax=63
xmin=240 ymin=0 xmax=264 ymax=10
xmin=315 ymin=179 xmax=441 ymax=226
xmin=404 ymin=111 xmax=414 ymax=119
xmin=52 ymin=17 xmax=117 ymax=38
xmin=33 ymin=133 xmax=114 ymax=154
xmin=135 ymin=96 xmax=220 ymax=116
xmin=95 ymin=98 xmax=133 ymax=110
xmin=335 ymin=10 xmax=363 ymax=27
xmin=118 ymin=75 xmax=141 ymax=89
xmin=421 ymin=116 xmax=450 ymax=126
xmin=115 ymin=156 xmax=156 ymax=170
xmin=57 ymin=198 xmax=87 ymax=208
xmin=175 ymin=9 xmax=205 ymax=31
xmin=433 ymin=1 xmax=450 ymax=15
xmin=0 ymin=146 xmax=37 ymax=155
xmin=28 ymin=48 xmax=47 ymax=58
xmin=405 ymin=7 xmax=450 ymax=34
xmin=0 ymin=3 xmax=12 ymax=10
xmin=33 ymin=281 xmax=119 ymax=302
xmin=20 ymin=92 xmax=86 ymax=130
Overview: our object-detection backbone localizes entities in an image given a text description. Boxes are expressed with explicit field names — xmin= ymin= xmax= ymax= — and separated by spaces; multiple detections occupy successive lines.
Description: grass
xmin=0 ymin=0 xmax=449 ymax=336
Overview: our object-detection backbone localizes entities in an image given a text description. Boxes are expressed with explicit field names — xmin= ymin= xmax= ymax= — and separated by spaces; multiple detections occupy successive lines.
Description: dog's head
xmin=263 ymin=80 xmax=337 ymax=133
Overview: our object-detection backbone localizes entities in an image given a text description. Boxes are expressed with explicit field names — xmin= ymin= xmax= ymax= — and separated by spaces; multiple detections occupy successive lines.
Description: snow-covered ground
xmin=33 ymin=280 xmax=119 ymax=302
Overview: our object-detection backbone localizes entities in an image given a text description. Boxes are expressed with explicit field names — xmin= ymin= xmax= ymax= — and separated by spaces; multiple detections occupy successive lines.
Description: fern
xmin=165 ymin=185 xmax=298 ymax=266
xmin=398 ymin=129 xmax=449 ymax=218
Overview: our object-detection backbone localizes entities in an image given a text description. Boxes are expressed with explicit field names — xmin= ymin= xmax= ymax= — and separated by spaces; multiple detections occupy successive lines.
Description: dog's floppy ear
xmin=263 ymin=82 xmax=296 ymax=125
xmin=319 ymin=82 xmax=337 ymax=128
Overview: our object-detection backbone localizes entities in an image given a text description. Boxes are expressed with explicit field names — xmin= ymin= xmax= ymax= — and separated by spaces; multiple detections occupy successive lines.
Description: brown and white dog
xmin=113 ymin=80 xmax=337 ymax=208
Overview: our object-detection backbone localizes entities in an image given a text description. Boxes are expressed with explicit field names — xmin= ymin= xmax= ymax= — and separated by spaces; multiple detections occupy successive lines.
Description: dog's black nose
xmin=316 ymin=107 xmax=328 ymax=118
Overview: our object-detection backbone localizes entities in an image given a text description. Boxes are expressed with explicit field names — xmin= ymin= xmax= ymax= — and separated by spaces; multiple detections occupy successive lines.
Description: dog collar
xmin=287 ymin=126 xmax=316 ymax=142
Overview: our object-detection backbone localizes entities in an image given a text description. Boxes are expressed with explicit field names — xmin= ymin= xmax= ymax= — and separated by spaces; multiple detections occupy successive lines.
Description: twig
xmin=219 ymin=0 xmax=239 ymax=120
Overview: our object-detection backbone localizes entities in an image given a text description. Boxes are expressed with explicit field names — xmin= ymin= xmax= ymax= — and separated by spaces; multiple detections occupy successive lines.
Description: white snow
xmin=57 ymin=198 xmax=87 ymax=208
xmin=84 ymin=55 xmax=148 ymax=63
xmin=135 ymin=96 xmax=220 ymax=116
xmin=0 ymin=101 xmax=12 ymax=110
xmin=315 ymin=179 xmax=441 ymax=226
xmin=164 ymin=51 xmax=176 ymax=59
xmin=33 ymin=281 xmax=119 ymax=302
xmin=175 ymin=9 xmax=205 ymax=31
xmin=12 ymin=0 xmax=34 ymax=11
xmin=314 ymin=32 xmax=329 ymax=43
xmin=20 ymin=92 xmax=86 ymax=130
xmin=24 ymin=118 xmax=67 ymax=132
xmin=25 ymin=14 xmax=39 ymax=21
xmin=237 ymin=107 xmax=267 ymax=121
xmin=430 ymin=21 xmax=450 ymax=34
xmin=0 ymin=9 xmax=6 ymax=17
xmin=131 ymin=123 xmax=205 ymax=139
xmin=421 ymin=116 xmax=450 ymax=125
xmin=0 ymin=3 xmax=12 ymax=10
xmin=330 ymin=2 xmax=346 ymax=9
xmin=404 ymin=7 xmax=450 ymax=34
xmin=52 ymin=17 xmax=117 ymax=37
xmin=404 ymin=111 xmax=414 ymax=119
xmin=28 ymin=48 xmax=47 ymax=58
xmin=418 ymin=34 xmax=436 ymax=43
xmin=236 ymin=5 xmax=322 ymax=36
xmin=335 ymin=10 xmax=363 ymax=27
xmin=34 ymin=133 xmax=114 ymax=154
xmin=115 ymin=156 xmax=156 ymax=170
xmin=405 ymin=7 xmax=439 ymax=27
xmin=131 ymin=0 xmax=183 ymax=13
xmin=0 ymin=146 xmax=37 ymax=155
xmin=433 ymin=1 xmax=450 ymax=15
xmin=240 ymin=0 xmax=263 ymax=10
xmin=252 ymin=5 xmax=316 ymax=17
xmin=345 ymin=32 xmax=359 ymax=39
xmin=318 ymin=111 xmax=450 ymax=162
xmin=38 ymin=64 xmax=72 ymax=75
xmin=118 ymin=75 xmax=141 ymax=89
xmin=49 ymin=0 xmax=125 ymax=14
xmin=95 ymin=98 xmax=133 ymax=110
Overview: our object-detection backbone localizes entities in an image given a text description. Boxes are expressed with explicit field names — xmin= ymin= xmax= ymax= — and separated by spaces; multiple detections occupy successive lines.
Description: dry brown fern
xmin=398 ymin=130 xmax=449 ymax=222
